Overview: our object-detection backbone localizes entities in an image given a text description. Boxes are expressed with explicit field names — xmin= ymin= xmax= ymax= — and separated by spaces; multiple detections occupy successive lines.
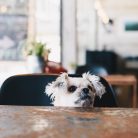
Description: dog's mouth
xmin=75 ymin=95 xmax=93 ymax=107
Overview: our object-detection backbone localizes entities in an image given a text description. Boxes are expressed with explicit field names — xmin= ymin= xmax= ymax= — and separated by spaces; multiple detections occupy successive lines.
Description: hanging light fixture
xmin=0 ymin=5 xmax=8 ymax=13
xmin=94 ymin=0 xmax=110 ymax=24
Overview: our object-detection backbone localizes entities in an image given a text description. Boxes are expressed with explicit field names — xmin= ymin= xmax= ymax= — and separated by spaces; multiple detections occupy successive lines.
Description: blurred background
xmin=0 ymin=0 xmax=138 ymax=107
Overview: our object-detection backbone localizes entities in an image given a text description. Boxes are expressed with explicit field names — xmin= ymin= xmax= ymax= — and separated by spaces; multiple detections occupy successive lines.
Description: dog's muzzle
xmin=75 ymin=88 xmax=93 ymax=107
xmin=80 ymin=88 xmax=91 ymax=100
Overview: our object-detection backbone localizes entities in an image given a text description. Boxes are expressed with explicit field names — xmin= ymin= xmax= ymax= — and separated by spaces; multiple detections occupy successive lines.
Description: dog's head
xmin=45 ymin=72 xmax=106 ymax=107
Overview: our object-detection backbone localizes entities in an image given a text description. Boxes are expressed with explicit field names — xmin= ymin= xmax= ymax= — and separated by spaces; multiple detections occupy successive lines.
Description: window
xmin=0 ymin=0 xmax=28 ymax=60
xmin=0 ymin=0 xmax=61 ymax=86
xmin=29 ymin=0 xmax=61 ymax=62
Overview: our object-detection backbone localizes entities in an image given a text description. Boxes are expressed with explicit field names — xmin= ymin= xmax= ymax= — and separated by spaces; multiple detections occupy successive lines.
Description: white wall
xmin=98 ymin=0 xmax=138 ymax=58
xmin=75 ymin=0 xmax=138 ymax=65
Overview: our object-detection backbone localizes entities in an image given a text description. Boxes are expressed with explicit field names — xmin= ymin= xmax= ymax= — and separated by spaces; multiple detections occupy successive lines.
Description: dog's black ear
xmin=83 ymin=72 xmax=106 ymax=98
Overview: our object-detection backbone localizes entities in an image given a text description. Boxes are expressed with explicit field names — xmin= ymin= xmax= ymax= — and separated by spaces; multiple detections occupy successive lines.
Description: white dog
xmin=45 ymin=72 xmax=106 ymax=107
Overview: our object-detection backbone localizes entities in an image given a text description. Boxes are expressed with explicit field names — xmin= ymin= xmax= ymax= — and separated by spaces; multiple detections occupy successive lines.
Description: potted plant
xmin=25 ymin=41 xmax=50 ymax=73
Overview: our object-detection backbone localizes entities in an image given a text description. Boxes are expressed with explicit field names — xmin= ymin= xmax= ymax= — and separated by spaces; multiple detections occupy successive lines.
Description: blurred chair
xmin=0 ymin=74 xmax=57 ymax=106
xmin=0 ymin=74 xmax=117 ymax=107
xmin=76 ymin=65 xmax=108 ymax=76
xmin=86 ymin=50 xmax=120 ymax=74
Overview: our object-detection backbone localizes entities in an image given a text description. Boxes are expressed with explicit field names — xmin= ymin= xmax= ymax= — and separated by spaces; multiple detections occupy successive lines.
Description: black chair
xmin=86 ymin=50 xmax=119 ymax=74
xmin=76 ymin=65 xmax=108 ymax=76
xmin=0 ymin=74 xmax=117 ymax=107
xmin=0 ymin=74 xmax=57 ymax=106
xmin=93 ymin=76 xmax=117 ymax=107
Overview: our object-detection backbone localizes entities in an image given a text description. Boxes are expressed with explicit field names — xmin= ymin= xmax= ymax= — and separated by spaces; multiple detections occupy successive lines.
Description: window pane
xmin=35 ymin=0 xmax=61 ymax=62
xmin=0 ymin=0 xmax=28 ymax=60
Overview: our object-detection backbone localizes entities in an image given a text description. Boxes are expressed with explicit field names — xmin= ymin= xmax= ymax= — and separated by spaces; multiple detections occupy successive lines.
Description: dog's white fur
xmin=45 ymin=72 xmax=106 ymax=107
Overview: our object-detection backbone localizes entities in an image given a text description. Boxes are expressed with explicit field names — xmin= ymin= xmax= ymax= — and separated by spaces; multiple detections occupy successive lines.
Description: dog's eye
xmin=68 ymin=85 xmax=77 ymax=92
xmin=88 ymin=85 xmax=93 ymax=91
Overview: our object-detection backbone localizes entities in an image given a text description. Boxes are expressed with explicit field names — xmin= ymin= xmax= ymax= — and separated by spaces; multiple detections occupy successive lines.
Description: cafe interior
xmin=0 ymin=0 xmax=138 ymax=107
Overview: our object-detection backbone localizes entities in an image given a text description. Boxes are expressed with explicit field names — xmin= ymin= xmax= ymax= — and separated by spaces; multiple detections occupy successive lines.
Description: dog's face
xmin=45 ymin=72 xmax=106 ymax=107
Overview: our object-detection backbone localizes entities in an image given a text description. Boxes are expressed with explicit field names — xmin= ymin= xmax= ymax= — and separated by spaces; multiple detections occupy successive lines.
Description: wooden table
xmin=0 ymin=106 xmax=138 ymax=138
xmin=104 ymin=75 xmax=137 ymax=108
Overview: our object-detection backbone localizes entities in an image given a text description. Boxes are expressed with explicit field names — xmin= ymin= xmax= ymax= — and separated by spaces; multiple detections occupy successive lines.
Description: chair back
xmin=76 ymin=65 xmax=108 ymax=76
xmin=0 ymin=74 xmax=57 ymax=106
xmin=0 ymin=74 xmax=117 ymax=107
xmin=94 ymin=76 xmax=117 ymax=107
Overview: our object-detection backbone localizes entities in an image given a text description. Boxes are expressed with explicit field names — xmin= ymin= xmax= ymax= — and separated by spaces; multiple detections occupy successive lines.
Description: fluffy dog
xmin=45 ymin=72 xmax=106 ymax=107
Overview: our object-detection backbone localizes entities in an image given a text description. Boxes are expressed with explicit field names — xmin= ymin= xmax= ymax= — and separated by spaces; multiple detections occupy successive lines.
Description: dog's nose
xmin=82 ymin=88 xmax=89 ymax=95
xmin=80 ymin=88 xmax=90 ymax=100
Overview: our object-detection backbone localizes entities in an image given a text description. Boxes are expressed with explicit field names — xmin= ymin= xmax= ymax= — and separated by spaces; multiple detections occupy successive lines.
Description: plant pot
xmin=26 ymin=55 xmax=45 ymax=73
